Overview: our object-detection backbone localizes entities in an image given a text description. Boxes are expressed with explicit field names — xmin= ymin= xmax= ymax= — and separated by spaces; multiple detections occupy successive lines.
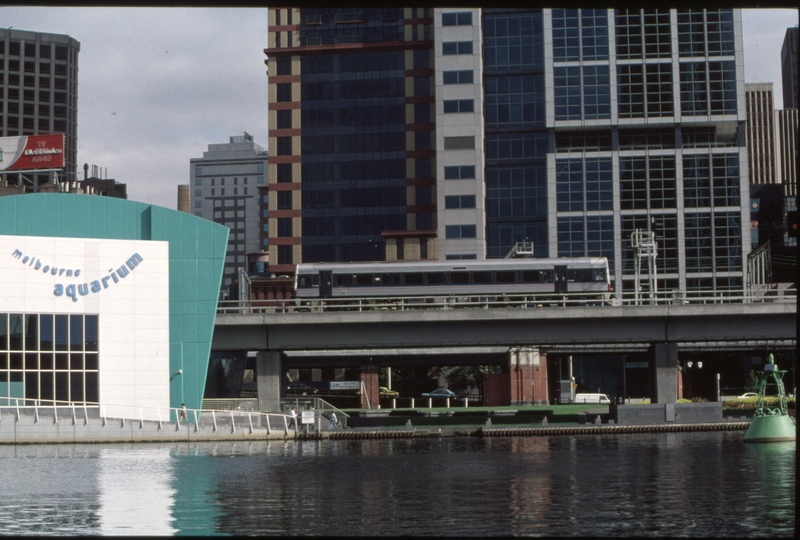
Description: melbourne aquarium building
xmin=0 ymin=194 xmax=227 ymax=420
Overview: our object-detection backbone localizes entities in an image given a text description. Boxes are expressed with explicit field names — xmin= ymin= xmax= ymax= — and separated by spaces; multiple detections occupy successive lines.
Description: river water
xmin=0 ymin=432 xmax=794 ymax=536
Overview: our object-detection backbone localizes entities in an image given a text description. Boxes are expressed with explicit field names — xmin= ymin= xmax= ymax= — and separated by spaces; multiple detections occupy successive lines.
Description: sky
xmin=0 ymin=7 xmax=798 ymax=210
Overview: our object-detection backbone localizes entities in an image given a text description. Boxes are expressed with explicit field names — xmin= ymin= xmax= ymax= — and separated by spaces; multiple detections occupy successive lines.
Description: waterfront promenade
xmin=0 ymin=402 xmax=761 ymax=444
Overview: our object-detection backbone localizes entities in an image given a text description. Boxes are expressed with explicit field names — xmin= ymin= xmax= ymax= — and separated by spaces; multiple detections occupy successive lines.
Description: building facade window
xmin=556 ymin=158 xmax=613 ymax=212
xmin=619 ymin=156 xmax=677 ymax=211
xmin=486 ymin=166 xmax=547 ymax=220
xmin=552 ymin=8 xmax=609 ymax=62
xmin=277 ymin=109 xmax=292 ymax=129
xmin=277 ymin=245 xmax=292 ymax=265
xmin=443 ymin=70 xmax=474 ymax=84
xmin=444 ymin=136 xmax=475 ymax=150
xmin=615 ymin=9 xmax=671 ymax=59
xmin=277 ymin=191 xmax=293 ymax=210
xmin=276 ymin=83 xmax=292 ymax=102
xmin=445 ymin=224 xmax=477 ymax=239
xmin=485 ymin=74 xmax=545 ymax=128
xmin=678 ymin=9 xmax=735 ymax=57
xmin=483 ymin=11 xmax=544 ymax=70
xmin=0 ymin=313 xmax=99 ymax=405
xmin=445 ymin=195 xmax=476 ymax=209
xmin=277 ymin=163 xmax=292 ymax=183
xmin=443 ymin=99 xmax=474 ymax=113
xmin=555 ymin=65 xmax=611 ymax=120
xmin=277 ymin=137 xmax=293 ymax=156
xmin=277 ymin=218 xmax=293 ymax=237
xmin=680 ymin=61 xmax=736 ymax=115
xmin=444 ymin=165 xmax=476 ymax=180
xmin=442 ymin=41 xmax=473 ymax=55
xmin=442 ymin=11 xmax=472 ymax=26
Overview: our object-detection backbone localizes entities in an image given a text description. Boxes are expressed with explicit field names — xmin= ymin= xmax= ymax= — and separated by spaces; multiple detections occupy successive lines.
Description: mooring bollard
xmin=485 ymin=417 xmax=493 ymax=428
xmin=405 ymin=419 xmax=413 ymax=430
xmin=542 ymin=416 xmax=548 ymax=426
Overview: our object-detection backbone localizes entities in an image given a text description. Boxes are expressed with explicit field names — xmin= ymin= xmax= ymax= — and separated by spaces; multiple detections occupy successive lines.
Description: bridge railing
xmin=217 ymin=286 xmax=795 ymax=315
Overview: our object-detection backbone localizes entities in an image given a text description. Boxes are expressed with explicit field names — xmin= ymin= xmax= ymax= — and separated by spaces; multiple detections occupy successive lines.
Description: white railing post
xmin=157 ymin=407 xmax=163 ymax=430
xmin=34 ymin=402 xmax=39 ymax=423
xmin=248 ymin=412 xmax=253 ymax=434
xmin=212 ymin=410 xmax=218 ymax=432
xmin=231 ymin=411 xmax=236 ymax=433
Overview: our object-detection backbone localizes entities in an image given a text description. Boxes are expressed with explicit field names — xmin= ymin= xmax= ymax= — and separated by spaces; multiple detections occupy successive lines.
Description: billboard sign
xmin=0 ymin=134 xmax=65 ymax=172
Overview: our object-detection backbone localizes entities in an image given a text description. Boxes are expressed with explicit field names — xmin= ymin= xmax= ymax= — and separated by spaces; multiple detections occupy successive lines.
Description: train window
xmin=380 ymin=273 xmax=402 ymax=286
xmin=473 ymin=271 xmax=492 ymax=283
xmin=496 ymin=271 xmax=516 ymax=283
xmin=311 ymin=275 xmax=319 ymax=286
xmin=298 ymin=276 xmax=313 ymax=288
xmin=521 ymin=270 xmax=552 ymax=283
xmin=405 ymin=273 xmax=424 ymax=285
xmin=592 ymin=269 xmax=606 ymax=282
xmin=334 ymin=274 xmax=353 ymax=287
xmin=450 ymin=272 xmax=470 ymax=284
xmin=355 ymin=274 xmax=373 ymax=286
xmin=426 ymin=272 xmax=445 ymax=285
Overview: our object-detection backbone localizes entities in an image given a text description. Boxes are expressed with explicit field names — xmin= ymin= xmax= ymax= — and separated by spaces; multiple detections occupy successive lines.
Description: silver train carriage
xmin=294 ymin=258 xmax=611 ymax=301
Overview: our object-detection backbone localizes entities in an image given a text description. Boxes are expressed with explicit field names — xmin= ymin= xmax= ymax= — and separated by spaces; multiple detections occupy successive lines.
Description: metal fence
xmin=218 ymin=286 xmax=796 ymax=315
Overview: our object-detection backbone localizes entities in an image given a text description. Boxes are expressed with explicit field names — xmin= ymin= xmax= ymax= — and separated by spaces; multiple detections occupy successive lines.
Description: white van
xmin=574 ymin=393 xmax=611 ymax=404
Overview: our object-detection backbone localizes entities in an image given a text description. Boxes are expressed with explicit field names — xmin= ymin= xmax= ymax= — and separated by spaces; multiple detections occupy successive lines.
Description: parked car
xmin=737 ymin=392 xmax=758 ymax=399
xmin=421 ymin=388 xmax=456 ymax=399
xmin=380 ymin=386 xmax=399 ymax=398
xmin=286 ymin=383 xmax=318 ymax=396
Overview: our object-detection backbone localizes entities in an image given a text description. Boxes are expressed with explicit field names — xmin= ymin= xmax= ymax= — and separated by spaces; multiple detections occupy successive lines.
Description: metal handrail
xmin=0 ymin=397 xmax=296 ymax=432
xmin=217 ymin=287 xmax=796 ymax=314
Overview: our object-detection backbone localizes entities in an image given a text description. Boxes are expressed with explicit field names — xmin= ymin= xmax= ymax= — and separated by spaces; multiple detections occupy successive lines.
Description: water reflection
xmin=0 ymin=433 xmax=794 ymax=536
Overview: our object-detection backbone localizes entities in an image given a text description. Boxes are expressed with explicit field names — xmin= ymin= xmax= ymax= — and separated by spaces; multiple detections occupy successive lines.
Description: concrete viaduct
xmin=212 ymin=302 xmax=796 ymax=412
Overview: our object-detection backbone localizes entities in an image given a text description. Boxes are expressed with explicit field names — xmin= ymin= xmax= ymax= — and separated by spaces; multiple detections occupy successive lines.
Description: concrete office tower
xmin=0 ymin=29 xmax=80 ymax=186
xmin=267 ymin=8 xmax=751 ymax=295
xmin=745 ymin=84 xmax=778 ymax=186
xmin=781 ymin=27 xmax=798 ymax=110
xmin=189 ymin=132 xmax=269 ymax=294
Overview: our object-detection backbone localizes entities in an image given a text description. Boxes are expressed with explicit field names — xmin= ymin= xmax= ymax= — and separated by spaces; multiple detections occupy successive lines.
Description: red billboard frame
xmin=0 ymin=134 xmax=65 ymax=172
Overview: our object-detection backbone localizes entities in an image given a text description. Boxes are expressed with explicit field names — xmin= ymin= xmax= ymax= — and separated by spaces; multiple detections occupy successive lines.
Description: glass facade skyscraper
xmin=267 ymin=8 xmax=751 ymax=297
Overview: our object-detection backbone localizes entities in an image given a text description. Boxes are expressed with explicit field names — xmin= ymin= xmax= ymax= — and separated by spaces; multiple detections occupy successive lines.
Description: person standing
xmin=329 ymin=411 xmax=338 ymax=429
xmin=180 ymin=403 xmax=188 ymax=423
xmin=289 ymin=407 xmax=297 ymax=428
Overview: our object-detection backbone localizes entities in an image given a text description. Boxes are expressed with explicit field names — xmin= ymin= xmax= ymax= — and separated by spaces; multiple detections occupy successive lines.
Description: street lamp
xmin=685 ymin=361 xmax=703 ymax=400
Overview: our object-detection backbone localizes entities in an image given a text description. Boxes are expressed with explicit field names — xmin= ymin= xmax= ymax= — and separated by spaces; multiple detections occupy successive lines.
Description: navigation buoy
xmin=744 ymin=354 xmax=796 ymax=443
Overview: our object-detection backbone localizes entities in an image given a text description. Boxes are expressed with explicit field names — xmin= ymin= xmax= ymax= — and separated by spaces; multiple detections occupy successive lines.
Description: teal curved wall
xmin=0 ymin=193 xmax=228 ymax=410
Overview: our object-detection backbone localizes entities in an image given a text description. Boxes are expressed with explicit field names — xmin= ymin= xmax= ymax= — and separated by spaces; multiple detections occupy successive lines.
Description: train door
xmin=319 ymin=270 xmax=333 ymax=298
xmin=554 ymin=265 xmax=568 ymax=293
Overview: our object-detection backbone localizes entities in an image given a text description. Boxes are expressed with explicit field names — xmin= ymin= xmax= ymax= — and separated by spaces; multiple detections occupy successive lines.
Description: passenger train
xmin=294 ymin=257 xmax=611 ymax=303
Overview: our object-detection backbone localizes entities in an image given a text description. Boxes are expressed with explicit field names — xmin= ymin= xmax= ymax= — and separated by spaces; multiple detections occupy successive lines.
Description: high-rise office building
xmin=781 ymin=26 xmax=798 ymax=110
xmin=776 ymin=108 xmax=798 ymax=196
xmin=189 ymin=132 xmax=269 ymax=294
xmin=0 ymin=29 xmax=80 ymax=186
xmin=267 ymin=8 xmax=751 ymax=295
xmin=745 ymin=83 xmax=778 ymax=186
xmin=267 ymin=8 xmax=436 ymax=274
